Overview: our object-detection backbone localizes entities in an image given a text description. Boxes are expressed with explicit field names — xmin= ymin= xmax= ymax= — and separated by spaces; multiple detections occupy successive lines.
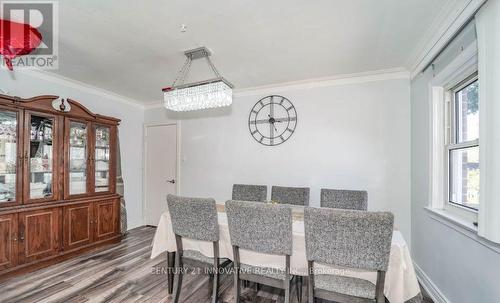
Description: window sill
xmin=425 ymin=207 xmax=500 ymax=254
xmin=425 ymin=207 xmax=477 ymax=232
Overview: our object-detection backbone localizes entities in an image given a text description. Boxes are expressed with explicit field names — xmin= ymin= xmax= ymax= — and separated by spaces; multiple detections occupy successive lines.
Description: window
xmin=447 ymin=75 xmax=479 ymax=211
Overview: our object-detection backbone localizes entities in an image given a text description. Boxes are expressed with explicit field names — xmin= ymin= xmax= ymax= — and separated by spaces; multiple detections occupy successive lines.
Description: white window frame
xmin=444 ymin=73 xmax=479 ymax=220
xmin=429 ymin=41 xmax=479 ymax=225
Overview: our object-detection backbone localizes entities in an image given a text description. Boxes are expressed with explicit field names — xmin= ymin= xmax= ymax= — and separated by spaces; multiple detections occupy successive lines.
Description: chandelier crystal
xmin=162 ymin=47 xmax=233 ymax=112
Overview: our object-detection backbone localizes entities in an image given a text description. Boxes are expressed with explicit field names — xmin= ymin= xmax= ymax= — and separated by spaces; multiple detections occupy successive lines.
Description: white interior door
xmin=144 ymin=124 xmax=177 ymax=226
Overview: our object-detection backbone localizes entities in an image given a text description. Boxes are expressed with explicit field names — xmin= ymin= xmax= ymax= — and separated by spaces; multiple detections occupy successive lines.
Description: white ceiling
xmin=51 ymin=0 xmax=449 ymax=104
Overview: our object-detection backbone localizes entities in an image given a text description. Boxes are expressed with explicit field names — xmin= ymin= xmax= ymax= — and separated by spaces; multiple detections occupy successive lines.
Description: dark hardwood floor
xmin=0 ymin=226 xmax=433 ymax=303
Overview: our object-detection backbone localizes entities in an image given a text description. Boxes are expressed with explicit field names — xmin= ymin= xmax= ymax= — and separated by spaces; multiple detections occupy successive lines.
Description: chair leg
xmin=307 ymin=261 xmax=315 ymax=303
xmin=296 ymin=276 xmax=302 ymax=303
xmin=212 ymin=269 xmax=219 ymax=303
xmin=283 ymin=255 xmax=290 ymax=303
xmin=208 ymin=272 xmax=215 ymax=299
xmin=251 ymin=282 xmax=259 ymax=303
xmin=212 ymin=241 xmax=220 ymax=303
xmin=376 ymin=271 xmax=387 ymax=303
xmin=284 ymin=279 xmax=290 ymax=303
xmin=167 ymin=251 xmax=175 ymax=294
xmin=172 ymin=255 xmax=183 ymax=303
xmin=254 ymin=282 xmax=259 ymax=293
xmin=234 ymin=269 xmax=241 ymax=303
xmin=307 ymin=277 xmax=314 ymax=303
xmin=233 ymin=246 xmax=241 ymax=303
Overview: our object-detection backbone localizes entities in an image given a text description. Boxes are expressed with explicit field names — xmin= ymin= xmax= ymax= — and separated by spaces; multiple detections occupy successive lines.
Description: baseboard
xmin=414 ymin=263 xmax=450 ymax=303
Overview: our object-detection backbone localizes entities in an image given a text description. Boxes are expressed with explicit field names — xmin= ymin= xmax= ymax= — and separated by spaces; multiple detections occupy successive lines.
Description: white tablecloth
xmin=151 ymin=210 xmax=421 ymax=303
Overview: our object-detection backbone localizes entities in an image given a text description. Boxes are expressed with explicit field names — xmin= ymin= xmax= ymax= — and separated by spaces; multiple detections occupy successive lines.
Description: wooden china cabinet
xmin=0 ymin=94 xmax=121 ymax=279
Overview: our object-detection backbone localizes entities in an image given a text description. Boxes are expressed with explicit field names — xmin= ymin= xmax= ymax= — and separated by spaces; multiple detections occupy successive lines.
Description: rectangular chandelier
xmin=163 ymin=78 xmax=232 ymax=112
xmin=162 ymin=47 xmax=233 ymax=112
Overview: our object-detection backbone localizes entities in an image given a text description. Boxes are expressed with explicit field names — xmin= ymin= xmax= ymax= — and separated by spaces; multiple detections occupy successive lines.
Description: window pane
xmin=29 ymin=115 xmax=53 ymax=199
xmin=69 ymin=122 xmax=87 ymax=195
xmin=95 ymin=125 xmax=110 ymax=192
xmin=0 ymin=110 xmax=17 ymax=202
xmin=449 ymin=146 xmax=479 ymax=209
xmin=455 ymin=80 xmax=479 ymax=143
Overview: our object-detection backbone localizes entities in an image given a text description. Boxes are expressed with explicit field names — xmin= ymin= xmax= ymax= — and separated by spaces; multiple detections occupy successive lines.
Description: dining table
xmin=150 ymin=204 xmax=423 ymax=303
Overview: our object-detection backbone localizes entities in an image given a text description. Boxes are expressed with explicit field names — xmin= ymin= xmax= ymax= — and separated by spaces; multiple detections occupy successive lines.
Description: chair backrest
xmin=167 ymin=194 xmax=219 ymax=242
xmin=304 ymin=207 xmax=394 ymax=271
xmin=271 ymin=186 xmax=310 ymax=206
xmin=232 ymin=184 xmax=267 ymax=202
xmin=225 ymin=200 xmax=293 ymax=255
xmin=320 ymin=189 xmax=368 ymax=211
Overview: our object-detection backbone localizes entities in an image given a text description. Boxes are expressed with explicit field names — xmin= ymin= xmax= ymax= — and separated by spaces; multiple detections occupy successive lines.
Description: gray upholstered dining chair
xmin=304 ymin=207 xmax=394 ymax=303
xmin=271 ymin=186 xmax=310 ymax=206
xmin=167 ymin=194 xmax=230 ymax=303
xmin=232 ymin=184 xmax=267 ymax=202
xmin=225 ymin=200 xmax=299 ymax=303
xmin=320 ymin=188 xmax=368 ymax=210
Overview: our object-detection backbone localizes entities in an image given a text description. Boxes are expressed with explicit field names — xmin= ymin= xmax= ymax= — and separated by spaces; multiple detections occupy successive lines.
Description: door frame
xmin=142 ymin=122 xmax=180 ymax=226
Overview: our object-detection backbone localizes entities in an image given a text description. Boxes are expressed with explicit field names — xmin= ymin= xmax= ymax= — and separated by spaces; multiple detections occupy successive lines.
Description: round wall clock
xmin=248 ymin=95 xmax=297 ymax=146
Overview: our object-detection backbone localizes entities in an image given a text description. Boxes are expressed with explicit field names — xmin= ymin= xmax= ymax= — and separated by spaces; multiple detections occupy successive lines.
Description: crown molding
xmin=143 ymin=67 xmax=410 ymax=109
xmin=406 ymin=0 xmax=457 ymax=72
xmin=18 ymin=69 xmax=146 ymax=109
xmin=408 ymin=0 xmax=487 ymax=79
xmin=18 ymin=67 xmax=409 ymax=110
xmin=233 ymin=67 xmax=409 ymax=97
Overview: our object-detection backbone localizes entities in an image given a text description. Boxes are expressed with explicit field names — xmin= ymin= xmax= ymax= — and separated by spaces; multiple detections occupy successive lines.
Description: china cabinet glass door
xmin=25 ymin=112 xmax=57 ymax=202
xmin=67 ymin=120 xmax=89 ymax=196
xmin=93 ymin=125 xmax=111 ymax=193
xmin=0 ymin=108 xmax=20 ymax=206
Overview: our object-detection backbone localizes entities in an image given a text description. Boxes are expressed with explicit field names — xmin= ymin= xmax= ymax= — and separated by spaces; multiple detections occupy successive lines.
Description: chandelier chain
xmin=172 ymin=57 xmax=192 ymax=87
xmin=205 ymin=56 xmax=221 ymax=78
xmin=178 ymin=57 xmax=193 ymax=85
xmin=172 ymin=49 xmax=223 ymax=87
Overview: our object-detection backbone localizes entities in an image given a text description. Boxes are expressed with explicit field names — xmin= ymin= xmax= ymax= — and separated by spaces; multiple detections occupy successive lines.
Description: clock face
xmin=248 ymin=95 xmax=297 ymax=146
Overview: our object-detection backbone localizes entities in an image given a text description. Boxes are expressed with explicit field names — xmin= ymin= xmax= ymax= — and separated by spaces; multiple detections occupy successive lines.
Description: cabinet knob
xmin=12 ymin=237 xmax=17 ymax=242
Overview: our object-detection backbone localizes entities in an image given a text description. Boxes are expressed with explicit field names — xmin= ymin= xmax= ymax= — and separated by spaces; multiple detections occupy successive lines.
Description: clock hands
xmin=268 ymin=114 xmax=278 ymax=132
xmin=270 ymin=119 xmax=274 ymax=144
xmin=252 ymin=118 xmax=286 ymax=124
xmin=270 ymin=96 xmax=274 ymax=118
xmin=274 ymin=117 xmax=296 ymax=123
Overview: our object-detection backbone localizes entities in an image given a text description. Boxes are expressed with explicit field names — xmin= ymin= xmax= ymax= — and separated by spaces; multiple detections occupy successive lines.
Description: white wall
xmin=145 ymin=76 xmax=412 ymax=241
xmin=411 ymin=69 xmax=500 ymax=303
xmin=0 ymin=70 xmax=145 ymax=229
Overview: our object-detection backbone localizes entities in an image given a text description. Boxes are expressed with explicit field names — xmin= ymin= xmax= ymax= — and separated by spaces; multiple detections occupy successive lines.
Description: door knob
xmin=167 ymin=179 xmax=176 ymax=184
